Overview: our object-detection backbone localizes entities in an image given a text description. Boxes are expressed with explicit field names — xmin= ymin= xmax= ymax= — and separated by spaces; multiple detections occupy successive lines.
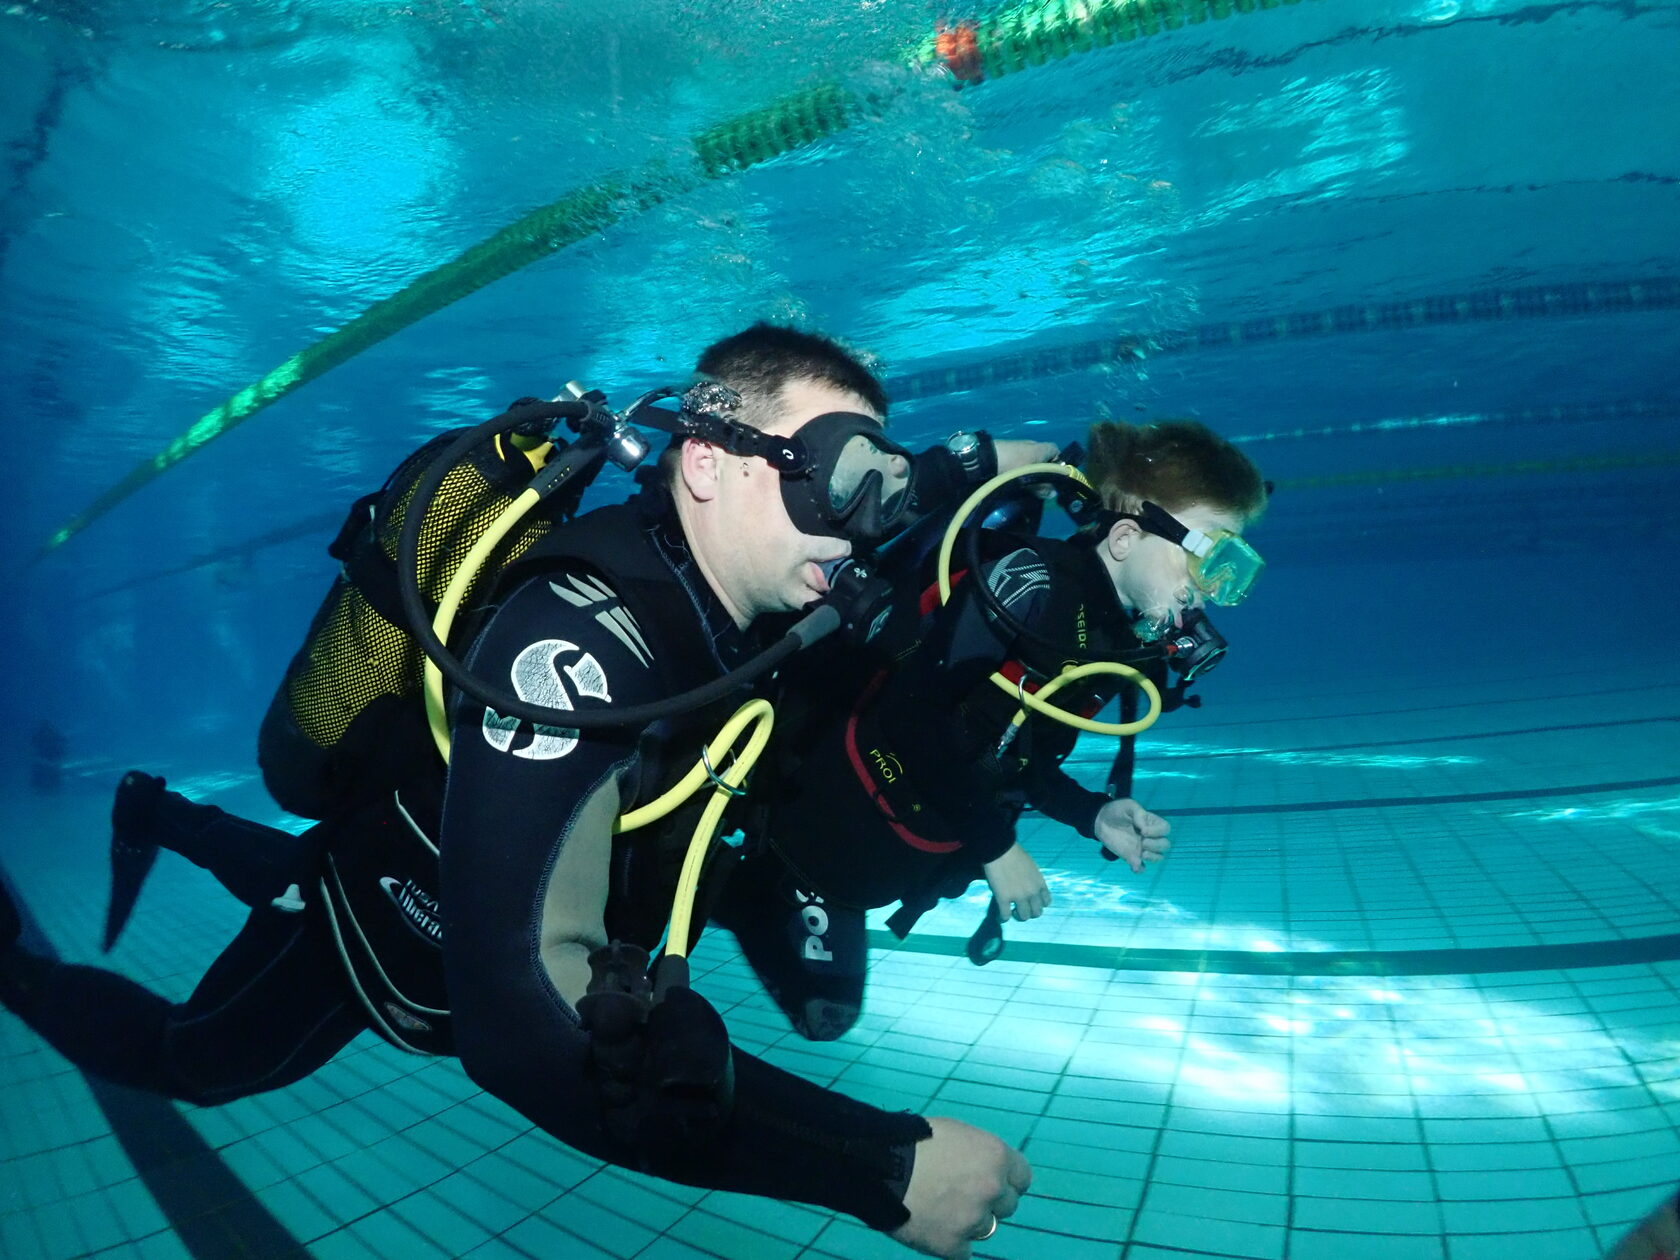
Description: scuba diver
xmin=714 ymin=418 xmax=1269 ymax=1042
xmin=0 ymin=325 xmax=1046 ymax=1259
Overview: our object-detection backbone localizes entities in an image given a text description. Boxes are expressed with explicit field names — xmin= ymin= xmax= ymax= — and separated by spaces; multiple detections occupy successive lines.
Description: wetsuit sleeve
xmin=439 ymin=569 xmax=928 ymax=1228
xmin=905 ymin=433 xmax=998 ymax=520
xmin=1021 ymin=730 xmax=1106 ymax=839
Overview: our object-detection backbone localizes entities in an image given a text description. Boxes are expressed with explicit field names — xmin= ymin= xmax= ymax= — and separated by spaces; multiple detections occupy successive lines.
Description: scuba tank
xmin=255 ymin=386 xmax=883 ymax=1060
xmin=258 ymin=395 xmax=612 ymax=819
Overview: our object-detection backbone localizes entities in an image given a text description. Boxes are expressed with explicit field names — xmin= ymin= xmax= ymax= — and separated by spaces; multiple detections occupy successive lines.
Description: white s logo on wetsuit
xmin=480 ymin=639 xmax=612 ymax=760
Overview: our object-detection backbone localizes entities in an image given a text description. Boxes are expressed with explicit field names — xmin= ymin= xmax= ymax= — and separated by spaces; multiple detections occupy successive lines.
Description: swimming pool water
xmin=2 ymin=0 xmax=1677 ymax=1256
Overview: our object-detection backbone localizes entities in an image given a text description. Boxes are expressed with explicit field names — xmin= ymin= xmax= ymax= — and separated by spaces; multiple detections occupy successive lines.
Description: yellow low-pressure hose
xmin=936 ymin=463 xmax=1162 ymax=737
xmin=1002 ymin=659 xmax=1157 ymax=739
xmin=428 ymin=488 xmax=772 ymax=955
xmin=425 ymin=483 xmax=546 ymax=761
xmin=615 ymin=699 xmax=775 ymax=961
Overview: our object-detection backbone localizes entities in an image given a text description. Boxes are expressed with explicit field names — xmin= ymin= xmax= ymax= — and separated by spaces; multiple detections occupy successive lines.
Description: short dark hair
xmin=1085 ymin=419 xmax=1268 ymax=522
xmin=695 ymin=323 xmax=888 ymax=429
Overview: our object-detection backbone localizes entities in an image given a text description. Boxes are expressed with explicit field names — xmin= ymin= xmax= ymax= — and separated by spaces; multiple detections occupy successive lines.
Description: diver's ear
xmin=1104 ymin=516 xmax=1142 ymax=562
xmin=677 ymin=437 xmax=724 ymax=503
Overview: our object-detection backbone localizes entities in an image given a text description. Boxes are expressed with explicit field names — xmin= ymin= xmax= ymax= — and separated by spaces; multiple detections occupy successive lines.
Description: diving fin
xmin=0 ymin=870 xmax=19 ymax=953
xmin=965 ymin=898 xmax=1006 ymax=966
xmin=103 ymin=771 xmax=164 ymax=951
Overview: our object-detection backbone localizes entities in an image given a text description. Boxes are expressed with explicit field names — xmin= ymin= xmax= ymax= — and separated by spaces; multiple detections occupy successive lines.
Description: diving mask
xmin=625 ymin=383 xmax=912 ymax=544
xmin=1135 ymin=501 xmax=1264 ymax=606
xmin=781 ymin=411 xmax=913 ymax=543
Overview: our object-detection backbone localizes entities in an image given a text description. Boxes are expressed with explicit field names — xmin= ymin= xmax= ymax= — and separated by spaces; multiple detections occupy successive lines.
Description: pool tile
xmin=1130 ymin=1208 xmax=1285 ymax=1259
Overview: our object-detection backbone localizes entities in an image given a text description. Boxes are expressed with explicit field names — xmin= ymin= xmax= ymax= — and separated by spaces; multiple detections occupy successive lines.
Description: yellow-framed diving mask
xmin=1134 ymin=501 xmax=1264 ymax=606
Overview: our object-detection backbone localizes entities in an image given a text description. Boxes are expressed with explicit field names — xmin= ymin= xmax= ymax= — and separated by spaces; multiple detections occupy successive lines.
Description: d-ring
xmin=978 ymin=1214 xmax=998 ymax=1241
xmin=702 ymin=747 xmax=748 ymax=797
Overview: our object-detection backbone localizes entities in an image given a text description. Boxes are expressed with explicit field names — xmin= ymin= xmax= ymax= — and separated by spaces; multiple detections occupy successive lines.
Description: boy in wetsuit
xmin=717 ymin=418 xmax=1268 ymax=1042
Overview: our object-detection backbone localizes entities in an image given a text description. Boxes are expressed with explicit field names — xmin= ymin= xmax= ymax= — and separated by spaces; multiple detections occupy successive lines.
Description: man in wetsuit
xmin=719 ymin=418 xmax=1267 ymax=1043
xmin=0 ymin=325 xmax=1030 ymax=1257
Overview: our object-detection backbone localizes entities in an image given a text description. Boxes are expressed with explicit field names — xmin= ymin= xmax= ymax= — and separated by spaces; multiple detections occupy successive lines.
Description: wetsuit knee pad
xmin=778 ymin=880 xmax=868 ymax=1040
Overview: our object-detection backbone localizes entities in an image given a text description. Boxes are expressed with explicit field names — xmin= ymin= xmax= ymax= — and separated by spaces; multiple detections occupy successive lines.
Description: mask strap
xmin=1134 ymin=501 xmax=1218 ymax=560
xmin=623 ymin=384 xmax=810 ymax=473
xmin=1135 ymin=501 xmax=1187 ymax=544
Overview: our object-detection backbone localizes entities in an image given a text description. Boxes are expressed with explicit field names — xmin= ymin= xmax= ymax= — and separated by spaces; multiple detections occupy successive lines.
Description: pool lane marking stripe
xmin=1170 ymin=680 xmax=1680 ymax=733
xmin=868 ymin=930 xmax=1680 ymax=977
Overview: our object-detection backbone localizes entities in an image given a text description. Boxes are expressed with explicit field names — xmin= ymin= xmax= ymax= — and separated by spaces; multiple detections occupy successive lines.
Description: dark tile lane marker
xmin=894 ymin=779 xmax=1680 ymax=977
xmin=870 ymin=929 xmax=1680 ymax=977
xmin=1183 ymin=681 xmax=1680 ymax=731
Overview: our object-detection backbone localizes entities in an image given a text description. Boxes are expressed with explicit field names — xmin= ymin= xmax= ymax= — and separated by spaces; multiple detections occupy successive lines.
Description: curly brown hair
xmin=1084 ymin=420 xmax=1267 ymax=522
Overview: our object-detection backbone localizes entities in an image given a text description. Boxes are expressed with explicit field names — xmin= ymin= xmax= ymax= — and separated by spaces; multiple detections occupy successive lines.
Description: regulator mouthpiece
xmin=1160 ymin=607 xmax=1227 ymax=681
xmin=818 ymin=557 xmax=894 ymax=644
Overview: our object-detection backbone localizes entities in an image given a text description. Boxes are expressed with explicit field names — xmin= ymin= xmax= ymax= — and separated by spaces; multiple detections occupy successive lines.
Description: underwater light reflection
xmin=1509 ymin=794 xmax=1680 ymax=823
xmin=866 ymin=906 xmax=1667 ymax=1117
xmin=1066 ymin=739 xmax=1482 ymax=772
xmin=1096 ymin=969 xmax=1665 ymax=1115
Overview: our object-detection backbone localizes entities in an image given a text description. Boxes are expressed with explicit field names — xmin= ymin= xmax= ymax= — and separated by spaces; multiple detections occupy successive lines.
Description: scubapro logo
xmin=794 ymin=888 xmax=833 ymax=963
xmin=481 ymin=638 xmax=612 ymax=760
xmin=380 ymin=876 xmax=444 ymax=944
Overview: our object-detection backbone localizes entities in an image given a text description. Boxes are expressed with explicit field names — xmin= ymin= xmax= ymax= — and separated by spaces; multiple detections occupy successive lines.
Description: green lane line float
xmin=40 ymin=0 xmax=1315 ymax=556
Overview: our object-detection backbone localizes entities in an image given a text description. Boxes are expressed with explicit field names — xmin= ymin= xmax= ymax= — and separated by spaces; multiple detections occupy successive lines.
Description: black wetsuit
xmin=0 ymin=491 xmax=927 ymax=1229
xmin=0 ymin=831 xmax=363 ymax=1103
xmin=717 ymin=535 xmax=1140 ymax=1040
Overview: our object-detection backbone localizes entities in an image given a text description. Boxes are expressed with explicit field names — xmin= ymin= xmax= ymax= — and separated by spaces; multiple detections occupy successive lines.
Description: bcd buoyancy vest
xmin=864 ymin=531 xmax=1140 ymax=805
xmin=933 ymin=534 xmax=1135 ymax=746
xmin=260 ymin=429 xmax=561 ymax=820
xmin=316 ymin=484 xmax=744 ymax=1056
xmin=760 ymin=532 xmax=1147 ymax=911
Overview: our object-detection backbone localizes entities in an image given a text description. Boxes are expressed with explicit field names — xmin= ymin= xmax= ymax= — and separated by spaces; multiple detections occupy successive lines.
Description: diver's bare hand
xmin=891 ymin=1117 xmax=1031 ymax=1258
xmin=983 ymin=844 xmax=1051 ymax=921
xmin=1095 ymin=798 xmax=1171 ymax=873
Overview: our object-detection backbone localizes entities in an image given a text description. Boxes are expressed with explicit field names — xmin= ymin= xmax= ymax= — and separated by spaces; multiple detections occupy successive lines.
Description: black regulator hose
xmin=960 ymin=471 xmax=1161 ymax=670
xmin=396 ymin=402 xmax=842 ymax=732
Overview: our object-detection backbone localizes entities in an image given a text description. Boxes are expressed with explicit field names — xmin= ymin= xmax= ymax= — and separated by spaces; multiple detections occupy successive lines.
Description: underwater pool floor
xmin=2 ymin=665 xmax=1677 ymax=1260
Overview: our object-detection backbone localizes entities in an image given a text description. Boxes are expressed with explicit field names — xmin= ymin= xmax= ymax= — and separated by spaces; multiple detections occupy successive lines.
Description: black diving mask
xmin=778 ymin=411 xmax=913 ymax=543
xmin=625 ymin=383 xmax=913 ymax=544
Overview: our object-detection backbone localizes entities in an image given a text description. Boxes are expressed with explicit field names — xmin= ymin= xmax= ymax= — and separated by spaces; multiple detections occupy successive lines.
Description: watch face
xmin=948 ymin=431 xmax=980 ymax=457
